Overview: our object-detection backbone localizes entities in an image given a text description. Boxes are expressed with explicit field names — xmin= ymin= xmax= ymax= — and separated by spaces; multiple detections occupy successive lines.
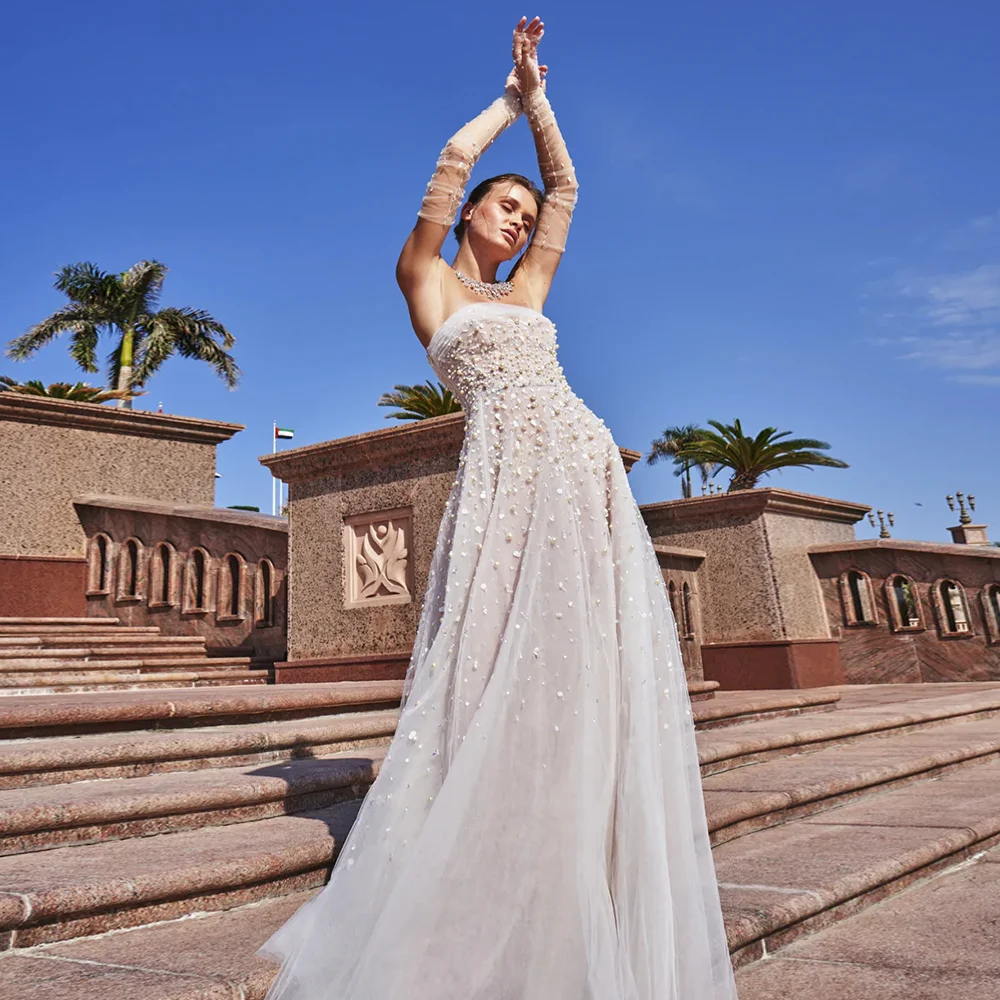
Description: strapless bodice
xmin=426 ymin=303 xmax=569 ymax=405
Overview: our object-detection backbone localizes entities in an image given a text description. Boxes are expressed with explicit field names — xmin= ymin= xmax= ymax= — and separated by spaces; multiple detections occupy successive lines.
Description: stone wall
xmin=261 ymin=413 xmax=643 ymax=683
xmin=0 ymin=394 xmax=242 ymax=559
xmin=641 ymin=489 xmax=870 ymax=689
xmin=810 ymin=539 xmax=1000 ymax=683
xmin=74 ymin=496 xmax=288 ymax=660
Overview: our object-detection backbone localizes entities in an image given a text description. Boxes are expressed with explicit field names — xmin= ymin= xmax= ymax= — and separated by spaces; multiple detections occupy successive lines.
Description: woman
xmin=259 ymin=17 xmax=738 ymax=1000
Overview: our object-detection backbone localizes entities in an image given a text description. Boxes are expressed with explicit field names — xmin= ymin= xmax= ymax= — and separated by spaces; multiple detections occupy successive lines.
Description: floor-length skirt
xmin=258 ymin=380 xmax=737 ymax=1000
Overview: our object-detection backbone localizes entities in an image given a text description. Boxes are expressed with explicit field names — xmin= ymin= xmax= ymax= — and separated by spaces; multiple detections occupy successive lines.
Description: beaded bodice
xmin=426 ymin=303 xmax=569 ymax=406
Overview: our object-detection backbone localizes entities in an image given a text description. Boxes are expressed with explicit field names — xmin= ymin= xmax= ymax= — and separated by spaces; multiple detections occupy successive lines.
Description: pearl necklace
xmin=454 ymin=270 xmax=514 ymax=301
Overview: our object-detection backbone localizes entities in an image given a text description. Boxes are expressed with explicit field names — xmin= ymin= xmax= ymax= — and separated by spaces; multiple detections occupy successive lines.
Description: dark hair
xmin=453 ymin=173 xmax=545 ymax=245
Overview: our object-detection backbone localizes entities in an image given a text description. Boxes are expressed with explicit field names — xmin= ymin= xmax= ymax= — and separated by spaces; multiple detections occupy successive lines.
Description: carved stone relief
xmin=344 ymin=507 xmax=414 ymax=608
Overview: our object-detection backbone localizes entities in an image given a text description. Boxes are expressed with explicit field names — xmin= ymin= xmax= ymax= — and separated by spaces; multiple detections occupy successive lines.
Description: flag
xmin=275 ymin=427 xmax=294 ymax=440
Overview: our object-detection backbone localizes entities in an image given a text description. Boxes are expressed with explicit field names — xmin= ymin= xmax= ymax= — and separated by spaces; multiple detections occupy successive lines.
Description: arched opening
xmin=841 ymin=569 xmax=877 ymax=625
xmin=682 ymin=581 xmax=694 ymax=637
xmin=193 ymin=550 xmax=206 ymax=608
xmin=87 ymin=534 xmax=112 ymax=595
xmin=227 ymin=554 xmax=242 ymax=617
xmin=183 ymin=548 xmax=209 ymax=613
xmin=256 ymin=559 xmax=274 ymax=627
xmin=939 ymin=580 xmax=970 ymax=634
xmin=117 ymin=538 xmax=143 ymax=599
xmin=148 ymin=542 xmax=176 ymax=607
xmin=890 ymin=575 xmax=920 ymax=628
xmin=97 ymin=536 xmax=109 ymax=591
xmin=216 ymin=551 xmax=246 ymax=620
xmin=668 ymin=580 xmax=678 ymax=623
xmin=985 ymin=584 xmax=1000 ymax=643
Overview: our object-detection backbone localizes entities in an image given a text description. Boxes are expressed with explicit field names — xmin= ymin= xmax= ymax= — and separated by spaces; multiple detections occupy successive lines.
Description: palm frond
xmin=377 ymin=381 xmax=462 ymax=420
xmin=137 ymin=307 xmax=240 ymax=388
xmin=120 ymin=260 xmax=169 ymax=313
xmin=6 ymin=306 xmax=102 ymax=368
xmin=53 ymin=263 xmax=117 ymax=307
xmin=677 ymin=418 xmax=848 ymax=491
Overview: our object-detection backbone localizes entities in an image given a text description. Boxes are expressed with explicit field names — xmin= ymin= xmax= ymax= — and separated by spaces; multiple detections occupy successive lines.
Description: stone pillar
xmin=948 ymin=524 xmax=991 ymax=545
xmin=640 ymin=488 xmax=870 ymax=689
xmin=260 ymin=413 xmax=641 ymax=683
xmin=0 ymin=394 xmax=242 ymax=617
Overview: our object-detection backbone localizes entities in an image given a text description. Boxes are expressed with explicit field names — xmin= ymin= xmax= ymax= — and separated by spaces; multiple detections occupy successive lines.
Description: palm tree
xmin=378 ymin=381 xmax=462 ymax=420
xmin=0 ymin=375 xmax=140 ymax=403
xmin=647 ymin=424 xmax=716 ymax=498
xmin=676 ymin=418 xmax=848 ymax=492
xmin=6 ymin=261 xmax=239 ymax=408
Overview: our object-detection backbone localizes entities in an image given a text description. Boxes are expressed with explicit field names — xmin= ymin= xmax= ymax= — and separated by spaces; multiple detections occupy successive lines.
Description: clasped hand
xmin=505 ymin=15 xmax=548 ymax=100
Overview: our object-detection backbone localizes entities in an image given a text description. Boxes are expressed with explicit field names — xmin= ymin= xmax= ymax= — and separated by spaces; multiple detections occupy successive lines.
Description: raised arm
xmin=516 ymin=22 xmax=579 ymax=301
xmin=396 ymin=90 xmax=522 ymax=294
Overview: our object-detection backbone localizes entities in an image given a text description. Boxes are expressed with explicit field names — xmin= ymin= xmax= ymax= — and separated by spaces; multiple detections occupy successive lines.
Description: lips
xmin=502 ymin=228 xmax=518 ymax=246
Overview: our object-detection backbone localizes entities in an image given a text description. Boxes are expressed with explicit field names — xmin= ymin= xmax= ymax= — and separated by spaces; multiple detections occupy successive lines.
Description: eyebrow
xmin=499 ymin=194 xmax=536 ymax=220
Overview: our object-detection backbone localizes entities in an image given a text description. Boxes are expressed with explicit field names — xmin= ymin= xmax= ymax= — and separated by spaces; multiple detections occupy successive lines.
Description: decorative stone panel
xmin=344 ymin=507 xmax=414 ymax=608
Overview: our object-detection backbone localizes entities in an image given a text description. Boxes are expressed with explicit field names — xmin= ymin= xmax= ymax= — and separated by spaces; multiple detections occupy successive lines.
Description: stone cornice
xmin=0 ymin=394 xmax=243 ymax=445
xmin=808 ymin=538 xmax=1000 ymax=560
xmin=652 ymin=543 xmax=707 ymax=563
xmin=262 ymin=412 xmax=642 ymax=483
xmin=641 ymin=487 xmax=870 ymax=526
xmin=74 ymin=495 xmax=288 ymax=533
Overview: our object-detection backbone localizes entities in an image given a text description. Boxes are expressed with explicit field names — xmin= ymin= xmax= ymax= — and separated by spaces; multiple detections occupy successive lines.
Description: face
xmin=461 ymin=182 xmax=539 ymax=261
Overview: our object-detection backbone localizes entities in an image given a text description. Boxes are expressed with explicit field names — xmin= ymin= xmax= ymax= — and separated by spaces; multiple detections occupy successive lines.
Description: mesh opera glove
xmin=522 ymin=87 xmax=579 ymax=254
xmin=416 ymin=92 xmax=523 ymax=228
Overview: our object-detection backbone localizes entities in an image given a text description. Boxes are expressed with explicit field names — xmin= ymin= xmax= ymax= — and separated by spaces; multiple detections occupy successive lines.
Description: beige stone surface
xmin=1 ymin=395 xmax=241 ymax=559
xmin=641 ymin=488 xmax=869 ymax=645
xmin=737 ymin=958 xmax=1000 ymax=1000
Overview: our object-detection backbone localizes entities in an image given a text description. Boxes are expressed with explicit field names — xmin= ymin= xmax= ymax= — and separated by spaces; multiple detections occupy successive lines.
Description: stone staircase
xmin=0 ymin=618 xmax=270 ymax=694
xmin=1 ymin=680 xmax=999 ymax=998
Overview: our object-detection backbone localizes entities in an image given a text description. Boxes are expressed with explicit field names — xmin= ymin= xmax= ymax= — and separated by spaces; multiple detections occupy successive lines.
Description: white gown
xmin=258 ymin=302 xmax=738 ymax=1000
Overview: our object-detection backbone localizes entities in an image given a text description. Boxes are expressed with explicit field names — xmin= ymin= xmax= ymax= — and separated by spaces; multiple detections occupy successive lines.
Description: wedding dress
xmin=258 ymin=78 xmax=737 ymax=1000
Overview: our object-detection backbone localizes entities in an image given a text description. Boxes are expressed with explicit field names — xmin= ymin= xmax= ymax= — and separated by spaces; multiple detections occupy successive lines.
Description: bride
xmin=258 ymin=17 xmax=737 ymax=1000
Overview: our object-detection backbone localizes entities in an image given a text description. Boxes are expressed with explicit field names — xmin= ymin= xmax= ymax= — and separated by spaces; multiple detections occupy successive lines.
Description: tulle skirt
xmin=258 ymin=384 xmax=737 ymax=999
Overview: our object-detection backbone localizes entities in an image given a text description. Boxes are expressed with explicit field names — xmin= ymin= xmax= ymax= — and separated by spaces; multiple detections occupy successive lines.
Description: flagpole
xmin=271 ymin=421 xmax=277 ymax=516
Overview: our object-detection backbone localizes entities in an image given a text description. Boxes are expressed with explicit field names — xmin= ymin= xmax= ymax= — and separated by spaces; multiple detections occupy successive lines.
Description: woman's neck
xmin=451 ymin=245 xmax=501 ymax=283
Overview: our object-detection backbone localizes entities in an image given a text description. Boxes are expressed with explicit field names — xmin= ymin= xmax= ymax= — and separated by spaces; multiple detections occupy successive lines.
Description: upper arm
xmin=396 ymin=217 xmax=451 ymax=294
xmin=517 ymin=184 xmax=579 ymax=305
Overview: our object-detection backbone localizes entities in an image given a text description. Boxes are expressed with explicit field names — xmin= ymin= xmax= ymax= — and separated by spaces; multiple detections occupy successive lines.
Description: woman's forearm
xmin=523 ymin=88 xmax=578 ymax=254
xmin=417 ymin=92 xmax=523 ymax=227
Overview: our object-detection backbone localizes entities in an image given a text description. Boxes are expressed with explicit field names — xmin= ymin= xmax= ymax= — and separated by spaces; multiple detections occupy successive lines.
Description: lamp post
xmin=867 ymin=509 xmax=895 ymax=539
xmin=945 ymin=492 xmax=990 ymax=545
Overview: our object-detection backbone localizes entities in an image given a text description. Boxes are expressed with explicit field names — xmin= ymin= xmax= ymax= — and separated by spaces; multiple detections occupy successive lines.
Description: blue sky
xmin=3 ymin=1 xmax=998 ymax=543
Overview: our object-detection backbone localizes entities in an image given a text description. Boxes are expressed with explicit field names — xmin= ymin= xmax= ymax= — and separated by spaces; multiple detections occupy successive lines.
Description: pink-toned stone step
xmin=736 ymin=843 xmax=1000 ymax=999
xmin=719 ymin=758 xmax=1000 ymax=966
xmin=693 ymin=689 xmax=840 ymax=730
xmin=688 ymin=679 xmax=719 ymax=701
xmin=0 ymin=682 xmax=406 ymax=739
xmin=0 ymin=709 xmax=400 ymax=788
xmin=698 ymin=684 xmax=1000 ymax=775
xmin=0 ymin=643 xmax=209 ymax=659
xmin=0 ymin=670 xmax=271 ymax=695
xmin=0 ymin=749 xmax=384 ymax=854
xmin=0 ymin=798 xmax=361 ymax=948
xmin=704 ymin=715 xmax=1000 ymax=844
xmin=0 ymin=887 xmax=313 ymax=1000
xmin=0 ymin=618 xmax=122 ymax=626
xmin=0 ymin=656 xmax=251 ymax=672
xmin=0 ymin=626 xmax=162 ymax=636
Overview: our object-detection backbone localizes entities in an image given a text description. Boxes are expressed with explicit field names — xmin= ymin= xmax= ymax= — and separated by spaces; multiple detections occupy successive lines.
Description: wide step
xmin=0 ymin=887 xmax=313 ymax=999
xmin=0 ymin=798 xmax=361 ymax=947
xmin=0 ymin=682 xmax=406 ymax=739
xmin=0 ymin=709 xmax=400 ymax=788
xmin=0 ymin=749 xmax=383 ymax=854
